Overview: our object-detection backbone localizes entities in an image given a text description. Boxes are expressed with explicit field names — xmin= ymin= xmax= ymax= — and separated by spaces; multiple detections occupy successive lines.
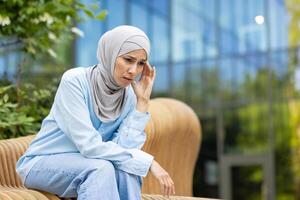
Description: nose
xmin=128 ymin=63 xmax=138 ymax=75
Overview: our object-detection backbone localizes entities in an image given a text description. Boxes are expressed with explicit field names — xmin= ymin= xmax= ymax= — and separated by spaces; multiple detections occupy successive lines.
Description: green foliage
xmin=0 ymin=0 xmax=106 ymax=140
xmin=186 ymin=65 xmax=299 ymax=198
xmin=0 ymin=78 xmax=59 ymax=139
xmin=234 ymin=101 xmax=295 ymax=199
xmin=287 ymin=0 xmax=300 ymax=46
xmin=0 ymin=0 xmax=107 ymax=58
xmin=229 ymin=71 xmax=297 ymax=199
xmin=0 ymin=84 xmax=33 ymax=139
xmin=289 ymin=100 xmax=300 ymax=197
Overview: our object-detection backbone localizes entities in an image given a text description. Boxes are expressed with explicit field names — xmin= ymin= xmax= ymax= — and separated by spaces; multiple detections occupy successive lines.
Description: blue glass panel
xmin=0 ymin=51 xmax=19 ymax=80
xmin=131 ymin=0 xmax=148 ymax=6
xmin=203 ymin=22 xmax=217 ymax=58
xmin=151 ymin=0 xmax=168 ymax=16
xmin=220 ymin=0 xmax=267 ymax=54
xmin=219 ymin=0 xmax=231 ymax=29
xmin=172 ymin=27 xmax=186 ymax=62
xmin=243 ymin=54 xmax=268 ymax=100
xmin=130 ymin=3 xmax=148 ymax=32
xmin=76 ymin=15 xmax=104 ymax=67
xmin=153 ymin=66 xmax=169 ymax=93
xmin=269 ymin=0 xmax=288 ymax=49
xmin=172 ymin=63 xmax=187 ymax=101
xmin=190 ymin=60 xmax=218 ymax=106
xmin=152 ymin=15 xmax=169 ymax=63
xmin=0 ymin=56 xmax=5 ymax=77
xmin=172 ymin=0 xmax=218 ymax=61
xmin=107 ymin=0 xmax=126 ymax=29
xmin=200 ymin=0 xmax=216 ymax=21
xmin=219 ymin=58 xmax=233 ymax=101
xmin=270 ymin=50 xmax=289 ymax=98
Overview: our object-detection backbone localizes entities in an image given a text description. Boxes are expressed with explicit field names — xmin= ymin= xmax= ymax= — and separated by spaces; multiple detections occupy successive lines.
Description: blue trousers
xmin=24 ymin=153 xmax=142 ymax=200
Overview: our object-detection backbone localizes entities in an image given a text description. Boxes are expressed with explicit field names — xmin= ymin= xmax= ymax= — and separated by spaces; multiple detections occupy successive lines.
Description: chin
xmin=116 ymin=78 xmax=132 ymax=88
xmin=124 ymin=83 xmax=131 ymax=87
xmin=118 ymin=82 xmax=130 ymax=88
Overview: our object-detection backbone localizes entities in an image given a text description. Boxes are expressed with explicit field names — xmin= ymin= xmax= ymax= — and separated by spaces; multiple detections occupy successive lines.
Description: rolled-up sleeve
xmin=52 ymin=74 xmax=153 ymax=177
xmin=112 ymin=107 xmax=150 ymax=149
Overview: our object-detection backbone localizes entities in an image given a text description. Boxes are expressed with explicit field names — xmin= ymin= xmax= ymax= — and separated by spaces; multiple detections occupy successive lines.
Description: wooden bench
xmin=0 ymin=98 xmax=204 ymax=199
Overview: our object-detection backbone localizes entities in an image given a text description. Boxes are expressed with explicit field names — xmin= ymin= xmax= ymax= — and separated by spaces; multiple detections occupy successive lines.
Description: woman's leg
xmin=24 ymin=153 xmax=120 ymax=200
xmin=115 ymin=169 xmax=143 ymax=200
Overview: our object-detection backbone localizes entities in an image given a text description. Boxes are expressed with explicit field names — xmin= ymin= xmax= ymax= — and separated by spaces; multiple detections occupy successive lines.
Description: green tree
xmin=186 ymin=65 xmax=299 ymax=199
xmin=0 ymin=0 xmax=107 ymax=139
xmin=0 ymin=79 xmax=59 ymax=139
xmin=0 ymin=0 xmax=106 ymax=57
xmin=287 ymin=0 xmax=300 ymax=46
xmin=0 ymin=0 xmax=107 ymax=98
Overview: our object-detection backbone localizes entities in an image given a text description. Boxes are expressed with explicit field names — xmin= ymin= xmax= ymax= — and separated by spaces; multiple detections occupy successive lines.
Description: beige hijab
xmin=86 ymin=25 xmax=150 ymax=123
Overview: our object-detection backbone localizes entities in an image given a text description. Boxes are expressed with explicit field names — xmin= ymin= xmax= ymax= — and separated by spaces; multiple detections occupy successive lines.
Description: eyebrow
xmin=123 ymin=55 xmax=146 ymax=62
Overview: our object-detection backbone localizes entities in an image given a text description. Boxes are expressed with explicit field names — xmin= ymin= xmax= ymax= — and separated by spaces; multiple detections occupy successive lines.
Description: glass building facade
xmin=75 ymin=1 xmax=298 ymax=198
xmin=1 ymin=0 xmax=299 ymax=199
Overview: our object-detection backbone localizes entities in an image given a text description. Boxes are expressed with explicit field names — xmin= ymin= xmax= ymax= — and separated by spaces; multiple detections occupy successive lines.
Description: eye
xmin=124 ymin=57 xmax=133 ymax=63
xmin=138 ymin=62 xmax=145 ymax=66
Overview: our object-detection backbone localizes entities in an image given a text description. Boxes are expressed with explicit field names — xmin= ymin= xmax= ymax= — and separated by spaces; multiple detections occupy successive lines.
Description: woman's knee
xmin=115 ymin=170 xmax=142 ymax=187
xmin=77 ymin=161 xmax=120 ymax=199
xmin=86 ymin=159 xmax=116 ymax=178
xmin=98 ymin=160 xmax=115 ymax=176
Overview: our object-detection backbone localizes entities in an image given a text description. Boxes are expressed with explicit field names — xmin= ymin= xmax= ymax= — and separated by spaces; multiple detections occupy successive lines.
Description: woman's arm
xmin=132 ymin=63 xmax=176 ymax=197
xmin=111 ymin=61 xmax=155 ymax=149
xmin=52 ymin=72 xmax=153 ymax=177
xmin=112 ymin=105 xmax=150 ymax=149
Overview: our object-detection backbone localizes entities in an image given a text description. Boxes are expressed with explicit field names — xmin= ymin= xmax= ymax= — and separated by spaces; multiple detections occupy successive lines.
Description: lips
xmin=123 ymin=77 xmax=133 ymax=81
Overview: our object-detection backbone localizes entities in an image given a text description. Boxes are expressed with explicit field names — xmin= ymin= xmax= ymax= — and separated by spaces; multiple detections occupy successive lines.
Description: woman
xmin=16 ymin=25 xmax=175 ymax=200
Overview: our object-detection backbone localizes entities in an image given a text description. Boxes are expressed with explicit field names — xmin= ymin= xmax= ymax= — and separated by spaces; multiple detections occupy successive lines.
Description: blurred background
xmin=1 ymin=0 xmax=300 ymax=199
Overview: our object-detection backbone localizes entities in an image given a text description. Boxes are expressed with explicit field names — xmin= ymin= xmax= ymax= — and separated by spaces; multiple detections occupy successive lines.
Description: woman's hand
xmin=150 ymin=160 xmax=175 ymax=197
xmin=131 ymin=62 xmax=156 ymax=112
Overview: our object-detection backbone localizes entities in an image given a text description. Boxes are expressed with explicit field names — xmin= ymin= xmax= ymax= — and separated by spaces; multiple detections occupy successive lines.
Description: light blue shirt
xmin=16 ymin=67 xmax=154 ymax=183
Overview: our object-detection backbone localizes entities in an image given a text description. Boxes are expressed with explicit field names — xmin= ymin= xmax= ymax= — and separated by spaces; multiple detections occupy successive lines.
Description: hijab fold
xmin=86 ymin=26 xmax=150 ymax=123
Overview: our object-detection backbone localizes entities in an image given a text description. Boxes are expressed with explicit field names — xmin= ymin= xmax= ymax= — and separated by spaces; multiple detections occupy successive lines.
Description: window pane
xmin=153 ymin=66 xmax=169 ymax=95
xmin=151 ymin=15 xmax=169 ymax=63
xmin=130 ymin=3 xmax=148 ymax=32
xmin=107 ymin=0 xmax=126 ymax=29
xmin=76 ymin=1 xmax=104 ymax=67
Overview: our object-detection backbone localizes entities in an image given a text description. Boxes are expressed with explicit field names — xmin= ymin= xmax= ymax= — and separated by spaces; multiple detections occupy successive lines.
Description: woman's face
xmin=114 ymin=49 xmax=147 ymax=87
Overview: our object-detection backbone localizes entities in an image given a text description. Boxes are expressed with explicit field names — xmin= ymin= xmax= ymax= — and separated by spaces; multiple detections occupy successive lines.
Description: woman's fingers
xmin=165 ymin=177 xmax=171 ymax=197
xmin=142 ymin=62 xmax=148 ymax=75
xmin=144 ymin=62 xmax=151 ymax=76
xmin=152 ymin=66 xmax=156 ymax=81
xmin=131 ymin=81 xmax=136 ymax=90
xmin=165 ymin=175 xmax=175 ymax=197
xmin=163 ymin=177 xmax=168 ymax=197
xmin=161 ymin=177 xmax=167 ymax=197
xmin=139 ymin=62 xmax=151 ymax=83
xmin=168 ymin=177 xmax=175 ymax=195
xmin=159 ymin=174 xmax=175 ymax=197
xmin=171 ymin=179 xmax=175 ymax=195
xmin=158 ymin=176 xmax=168 ymax=197
xmin=165 ymin=176 xmax=171 ymax=197
xmin=139 ymin=63 xmax=155 ymax=90
xmin=159 ymin=178 xmax=165 ymax=196
xmin=150 ymin=160 xmax=174 ymax=198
